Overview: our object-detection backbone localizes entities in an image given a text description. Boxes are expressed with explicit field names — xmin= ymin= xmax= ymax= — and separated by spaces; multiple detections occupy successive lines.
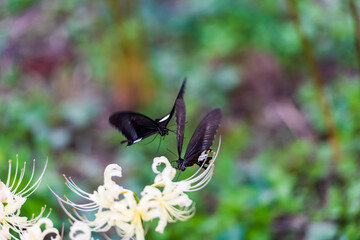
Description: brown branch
xmin=104 ymin=0 xmax=153 ymax=109
xmin=349 ymin=0 xmax=360 ymax=79
xmin=285 ymin=0 xmax=342 ymax=164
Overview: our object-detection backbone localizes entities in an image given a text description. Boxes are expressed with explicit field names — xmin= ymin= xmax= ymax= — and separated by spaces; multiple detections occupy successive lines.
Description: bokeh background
xmin=1 ymin=0 xmax=360 ymax=239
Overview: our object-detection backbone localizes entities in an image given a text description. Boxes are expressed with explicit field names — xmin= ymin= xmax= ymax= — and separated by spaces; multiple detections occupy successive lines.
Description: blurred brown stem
xmin=349 ymin=0 xmax=360 ymax=79
xmin=286 ymin=0 xmax=342 ymax=164
xmin=347 ymin=0 xmax=360 ymax=232
xmin=104 ymin=0 xmax=153 ymax=109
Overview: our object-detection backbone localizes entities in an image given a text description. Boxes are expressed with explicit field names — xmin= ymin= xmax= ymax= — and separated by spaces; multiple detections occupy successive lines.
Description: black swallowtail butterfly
xmin=175 ymin=100 xmax=222 ymax=171
xmin=109 ymin=79 xmax=186 ymax=146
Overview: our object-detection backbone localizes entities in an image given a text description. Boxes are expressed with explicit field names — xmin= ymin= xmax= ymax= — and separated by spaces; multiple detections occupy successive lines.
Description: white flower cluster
xmin=54 ymin=138 xmax=221 ymax=240
xmin=0 ymin=155 xmax=61 ymax=240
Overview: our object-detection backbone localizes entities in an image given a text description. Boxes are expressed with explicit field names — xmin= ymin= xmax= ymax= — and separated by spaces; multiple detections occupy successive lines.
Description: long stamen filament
xmin=9 ymin=156 xmax=19 ymax=190
xmin=17 ymin=159 xmax=36 ymax=195
xmin=65 ymin=178 xmax=93 ymax=200
xmin=6 ymin=160 xmax=12 ymax=187
xmin=13 ymin=162 xmax=26 ymax=193
xmin=22 ymin=159 xmax=48 ymax=197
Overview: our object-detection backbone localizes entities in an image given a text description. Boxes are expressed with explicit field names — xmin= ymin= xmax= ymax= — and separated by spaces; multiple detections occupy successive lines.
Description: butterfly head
xmin=176 ymin=158 xmax=186 ymax=171
xmin=160 ymin=128 xmax=170 ymax=136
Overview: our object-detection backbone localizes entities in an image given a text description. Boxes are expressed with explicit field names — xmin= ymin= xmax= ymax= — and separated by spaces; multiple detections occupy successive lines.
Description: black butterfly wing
xmin=109 ymin=111 xmax=160 ymax=146
xmin=175 ymin=98 xmax=186 ymax=156
xmin=183 ymin=108 xmax=222 ymax=162
xmin=156 ymin=78 xmax=186 ymax=128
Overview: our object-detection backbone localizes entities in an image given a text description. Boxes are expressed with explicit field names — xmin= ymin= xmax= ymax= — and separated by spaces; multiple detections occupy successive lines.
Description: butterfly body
xmin=176 ymin=150 xmax=213 ymax=171
xmin=109 ymin=111 xmax=170 ymax=146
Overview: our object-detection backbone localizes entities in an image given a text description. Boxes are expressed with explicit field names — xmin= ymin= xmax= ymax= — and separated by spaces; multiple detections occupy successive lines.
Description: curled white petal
xmin=152 ymin=156 xmax=173 ymax=174
xmin=69 ymin=221 xmax=93 ymax=240
xmin=20 ymin=217 xmax=61 ymax=240
xmin=152 ymin=157 xmax=176 ymax=184
xmin=104 ymin=164 xmax=122 ymax=187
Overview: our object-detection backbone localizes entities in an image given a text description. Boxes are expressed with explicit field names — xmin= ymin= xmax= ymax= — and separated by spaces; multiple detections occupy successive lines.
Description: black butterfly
xmin=109 ymin=79 xmax=186 ymax=146
xmin=175 ymin=102 xmax=222 ymax=171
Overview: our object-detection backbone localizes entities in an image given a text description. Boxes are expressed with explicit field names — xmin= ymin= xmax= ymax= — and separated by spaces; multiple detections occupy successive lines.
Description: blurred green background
xmin=1 ymin=0 xmax=360 ymax=239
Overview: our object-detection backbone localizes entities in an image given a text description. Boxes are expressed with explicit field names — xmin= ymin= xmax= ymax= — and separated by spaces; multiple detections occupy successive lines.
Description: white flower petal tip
xmin=69 ymin=221 xmax=93 ymax=240
xmin=152 ymin=156 xmax=172 ymax=172
xmin=104 ymin=164 xmax=122 ymax=186
xmin=20 ymin=217 xmax=61 ymax=240
xmin=152 ymin=157 xmax=176 ymax=184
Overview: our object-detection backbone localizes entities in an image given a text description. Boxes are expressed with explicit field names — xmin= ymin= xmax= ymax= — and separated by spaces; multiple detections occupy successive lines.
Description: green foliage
xmin=1 ymin=0 xmax=359 ymax=239
xmin=1 ymin=0 xmax=39 ymax=15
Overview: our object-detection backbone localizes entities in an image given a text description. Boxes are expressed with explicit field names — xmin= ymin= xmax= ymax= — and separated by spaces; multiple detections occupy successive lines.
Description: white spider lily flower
xmin=110 ymin=191 xmax=153 ymax=240
xmin=147 ymin=137 xmax=221 ymax=232
xmin=54 ymin=137 xmax=221 ymax=240
xmin=58 ymin=164 xmax=128 ymax=213
xmin=0 ymin=155 xmax=55 ymax=239
xmin=20 ymin=218 xmax=61 ymax=240
xmin=149 ymin=156 xmax=195 ymax=233
xmin=140 ymin=185 xmax=194 ymax=233
xmin=53 ymin=165 xmax=154 ymax=240
xmin=50 ymin=164 xmax=130 ymax=238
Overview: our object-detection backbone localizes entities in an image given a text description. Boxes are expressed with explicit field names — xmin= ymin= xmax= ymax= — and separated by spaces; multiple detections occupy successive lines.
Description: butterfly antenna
xmin=145 ymin=134 xmax=159 ymax=145
xmin=168 ymin=128 xmax=176 ymax=134
xmin=156 ymin=136 xmax=163 ymax=153
xmin=166 ymin=148 xmax=178 ymax=158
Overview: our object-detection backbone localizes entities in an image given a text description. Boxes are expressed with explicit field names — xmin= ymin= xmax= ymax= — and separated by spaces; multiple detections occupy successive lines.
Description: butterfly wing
xmin=175 ymin=98 xmax=186 ymax=156
xmin=109 ymin=111 xmax=160 ymax=146
xmin=156 ymin=78 xmax=186 ymax=128
xmin=183 ymin=108 xmax=222 ymax=162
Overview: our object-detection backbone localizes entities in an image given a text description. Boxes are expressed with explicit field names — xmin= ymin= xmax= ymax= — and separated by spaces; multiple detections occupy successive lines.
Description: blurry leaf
xmin=61 ymin=98 xmax=100 ymax=127
xmin=305 ymin=222 xmax=337 ymax=240
xmin=217 ymin=224 xmax=244 ymax=240
xmin=50 ymin=127 xmax=71 ymax=149
xmin=2 ymin=0 xmax=39 ymax=14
